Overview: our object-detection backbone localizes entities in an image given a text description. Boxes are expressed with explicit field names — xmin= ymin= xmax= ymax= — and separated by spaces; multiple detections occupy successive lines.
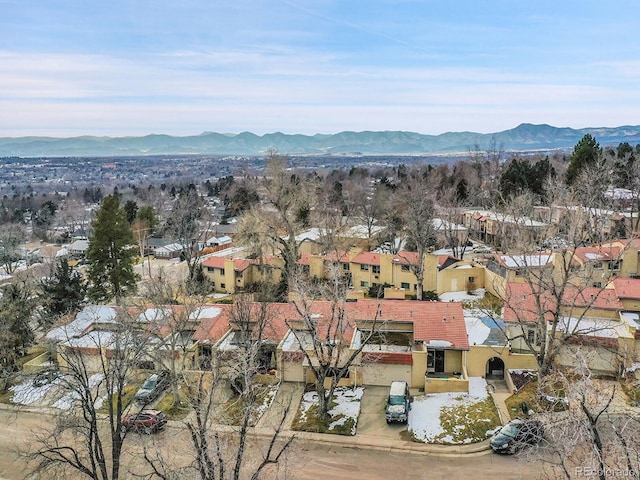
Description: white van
xmin=385 ymin=381 xmax=410 ymax=423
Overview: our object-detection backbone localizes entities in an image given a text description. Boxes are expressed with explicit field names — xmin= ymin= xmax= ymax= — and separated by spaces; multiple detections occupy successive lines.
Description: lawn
xmin=219 ymin=383 xmax=279 ymax=426
xmin=505 ymin=379 xmax=568 ymax=420
xmin=408 ymin=377 xmax=501 ymax=444
xmin=292 ymin=386 xmax=364 ymax=436
xmin=621 ymin=379 xmax=640 ymax=406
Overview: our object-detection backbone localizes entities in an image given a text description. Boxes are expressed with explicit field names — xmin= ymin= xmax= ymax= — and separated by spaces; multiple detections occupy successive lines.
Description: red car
xmin=121 ymin=409 xmax=167 ymax=434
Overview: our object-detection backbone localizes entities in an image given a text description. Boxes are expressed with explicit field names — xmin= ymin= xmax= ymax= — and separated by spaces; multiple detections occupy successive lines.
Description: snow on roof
xmin=281 ymin=330 xmax=312 ymax=351
xmin=426 ymin=339 xmax=453 ymax=348
xmin=62 ymin=330 xmax=116 ymax=348
xmin=47 ymin=305 xmax=118 ymax=341
xmin=136 ymin=307 xmax=172 ymax=323
xmin=295 ymin=228 xmax=322 ymax=242
xmin=604 ymin=188 xmax=637 ymax=200
xmin=500 ymin=254 xmax=553 ymax=268
xmin=464 ymin=315 xmax=491 ymax=346
xmin=345 ymin=224 xmax=384 ymax=238
xmin=621 ymin=312 xmax=640 ymax=329
xmin=157 ymin=243 xmax=183 ymax=252
xmin=553 ymin=316 xmax=629 ymax=338
xmin=189 ymin=306 xmax=223 ymax=320
xmin=432 ymin=218 xmax=467 ymax=231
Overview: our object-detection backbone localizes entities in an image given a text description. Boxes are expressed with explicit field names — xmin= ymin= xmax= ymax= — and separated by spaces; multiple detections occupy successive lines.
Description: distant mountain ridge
xmin=2 ymin=123 xmax=640 ymax=157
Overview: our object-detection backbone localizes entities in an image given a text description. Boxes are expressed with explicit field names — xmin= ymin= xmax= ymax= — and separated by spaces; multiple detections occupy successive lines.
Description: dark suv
xmin=121 ymin=409 xmax=167 ymax=434
xmin=490 ymin=419 xmax=544 ymax=454
xmin=134 ymin=370 xmax=170 ymax=404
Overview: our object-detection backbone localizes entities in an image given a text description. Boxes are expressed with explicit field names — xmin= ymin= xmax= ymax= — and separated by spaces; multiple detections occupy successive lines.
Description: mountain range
xmin=2 ymin=123 xmax=640 ymax=157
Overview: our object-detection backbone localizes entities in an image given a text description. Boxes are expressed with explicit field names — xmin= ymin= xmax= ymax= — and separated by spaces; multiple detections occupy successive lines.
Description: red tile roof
xmin=202 ymin=256 xmax=226 ymax=269
xmin=563 ymin=287 xmax=624 ymax=310
xmin=201 ymin=256 xmax=257 ymax=272
xmin=351 ymin=251 xmax=382 ymax=266
xmin=611 ymin=277 xmax=640 ymax=300
xmin=502 ymin=282 xmax=625 ymax=324
xmin=297 ymin=253 xmax=312 ymax=266
xmin=572 ymin=244 xmax=622 ymax=263
xmin=393 ymin=251 xmax=419 ymax=265
xmin=192 ymin=300 xmax=468 ymax=350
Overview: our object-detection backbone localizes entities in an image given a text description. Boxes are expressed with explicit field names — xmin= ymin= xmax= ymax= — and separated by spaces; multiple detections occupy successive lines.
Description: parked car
xmin=472 ymin=245 xmax=492 ymax=254
xmin=134 ymin=370 xmax=170 ymax=404
xmin=490 ymin=419 xmax=544 ymax=454
xmin=385 ymin=380 xmax=410 ymax=424
xmin=121 ymin=409 xmax=167 ymax=434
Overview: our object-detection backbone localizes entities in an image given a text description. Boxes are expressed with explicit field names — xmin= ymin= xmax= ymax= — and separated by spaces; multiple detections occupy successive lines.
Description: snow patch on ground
xmin=53 ymin=373 xmax=104 ymax=410
xmin=10 ymin=376 xmax=62 ymax=405
xmin=254 ymin=384 xmax=279 ymax=421
xmin=439 ymin=289 xmax=486 ymax=303
xmin=298 ymin=386 xmax=364 ymax=435
xmin=408 ymin=377 xmax=493 ymax=444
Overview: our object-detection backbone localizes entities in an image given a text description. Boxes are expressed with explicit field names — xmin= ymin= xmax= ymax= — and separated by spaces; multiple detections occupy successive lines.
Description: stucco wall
xmin=281 ymin=360 xmax=304 ymax=382
xmin=554 ymin=344 xmax=621 ymax=375
xmin=360 ymin=362 xmax=412 ymax=386
xmin=424 ymin=376 xmax=469 ymax=393
xmin=411 ymin=350 xmax=427 ymax=389
xmin=444 ymin=350 xmax=463 ymax=373
xmin=466 ymin=345 xmax=538 ymax=377
xmin=437 ymin=266 xmax=485 ymax=294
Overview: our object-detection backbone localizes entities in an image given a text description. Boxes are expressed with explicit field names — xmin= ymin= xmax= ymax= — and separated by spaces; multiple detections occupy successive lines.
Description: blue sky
xmin=1 ymin=0 xmax=639 ymax=136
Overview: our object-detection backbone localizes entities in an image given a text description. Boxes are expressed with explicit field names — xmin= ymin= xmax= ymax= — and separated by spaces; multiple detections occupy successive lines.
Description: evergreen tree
xmin=123 ymin=199 xmax=138 ymax=225
xmin=39 ymin=257 xmax=86 ymax=327
xmin=86 ymin=195 xmax=138 ymax=303
xmin=566 ymin=134 xmax=601 ymax=185
xmin=0 ymin=282 xmax=35 ymax=391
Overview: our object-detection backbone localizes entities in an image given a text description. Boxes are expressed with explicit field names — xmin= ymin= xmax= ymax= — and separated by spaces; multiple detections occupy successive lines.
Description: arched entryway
xmin=486 ymin=357 xmax=505 ymax=379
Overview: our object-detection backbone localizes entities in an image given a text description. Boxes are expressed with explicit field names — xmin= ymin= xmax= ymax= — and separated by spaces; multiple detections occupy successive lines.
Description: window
xmin=401 ymin=265 xmax=410 ymax=272
xmin=468 ymin=276 xmax=475 ymax=283
xmin=514 ymin=269 xmax=523 ymax=276
xmin=207 ymin=266 xmax=214 ymax=272
xmin=360 ymin=264 xmax=369 ymax=271
xmin=372 ymin=265 xmax=380 ymax=274
xmin=610 ymin=260 xmax=621 ymax=271
xmin=342 ymin=263 xmax=350 ymax=271
xmin=220 ymin=283 xmax=226 ymax=289
xmin=360 ymin=281 xmax=369 ymax=287
xmin=592 ymin=281 xmax=602 ymax=288
xmin=401 ymin=282 xmax=410 ymax=289
xmin=219 ymin=268 xmax=225 ymax=275
xmin=527 ymin=329 xmax=535 ymax=345
xmin=593 ymin=262 xmax=603 ymax=269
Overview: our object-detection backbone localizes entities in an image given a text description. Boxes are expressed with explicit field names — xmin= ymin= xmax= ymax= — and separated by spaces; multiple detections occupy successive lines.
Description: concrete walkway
xmin=487 ymin=379 xmax=513 ymax=424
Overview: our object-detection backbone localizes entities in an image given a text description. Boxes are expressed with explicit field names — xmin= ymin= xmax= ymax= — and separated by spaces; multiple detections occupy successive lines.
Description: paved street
xmin=0 ymin=405 xmax=543 ymax=480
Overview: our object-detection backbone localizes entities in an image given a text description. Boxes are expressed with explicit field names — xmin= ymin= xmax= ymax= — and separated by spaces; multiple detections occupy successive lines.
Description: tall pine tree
xmin=86 ymin=195 xmax=138 ymax=303
xmin=0 ymin=282 xmax=35 ymax=391
xmin=39 ymin=257 xmax=86 ymax=327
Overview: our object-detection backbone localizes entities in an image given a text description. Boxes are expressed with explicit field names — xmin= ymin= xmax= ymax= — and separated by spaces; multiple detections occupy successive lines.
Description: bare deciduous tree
xmin=29 ymin=308 xmax=148 ymax=480
xmin=531 ymin=354 xmax=640 ymax=480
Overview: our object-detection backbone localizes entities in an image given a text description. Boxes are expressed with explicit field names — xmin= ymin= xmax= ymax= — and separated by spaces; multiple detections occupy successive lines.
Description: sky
xmin=1 ymin=0 xmax=640 ymax=137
